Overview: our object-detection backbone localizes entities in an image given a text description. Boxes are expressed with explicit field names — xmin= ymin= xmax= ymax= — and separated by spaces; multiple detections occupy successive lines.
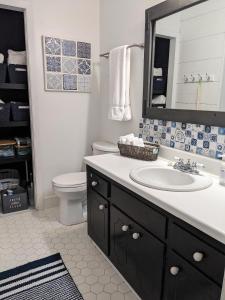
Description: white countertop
xmin=84 ymin=153 xmax=225 ymax=245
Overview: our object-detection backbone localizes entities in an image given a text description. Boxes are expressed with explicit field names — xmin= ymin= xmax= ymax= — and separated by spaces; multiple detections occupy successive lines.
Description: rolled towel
xmin=119 ymin=133 xmax=134 ymax=144
xmin=0 ymin=53 xmax=4 ymax=64
xmin=131 ymin=137 xmax=145 ymax=147
xmin=152 ymin=95 xmax=166 ymax=105
xmin=153 ymin=68 xmax=163 ymax=77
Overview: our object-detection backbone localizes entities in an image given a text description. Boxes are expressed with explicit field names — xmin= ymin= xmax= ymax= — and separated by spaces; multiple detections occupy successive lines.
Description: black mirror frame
xmin=142 ymin=0 xmax=225 ymax=127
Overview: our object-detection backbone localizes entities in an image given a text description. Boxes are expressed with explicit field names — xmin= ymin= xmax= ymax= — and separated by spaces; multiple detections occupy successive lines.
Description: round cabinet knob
xmin=91 ymin=181 xmax=98 ymax=187
xmin=99 ymin=204 xmax=104 ymax=210
xmin=122 ymin=225 xmax=129 ymax=232
xmin=193 ymin=252 xmax=204 ymax=262
xmin=132 ymin=233 xmax=140 ymax=240
xmin=170 ymin=266 xmax=180 ymax=276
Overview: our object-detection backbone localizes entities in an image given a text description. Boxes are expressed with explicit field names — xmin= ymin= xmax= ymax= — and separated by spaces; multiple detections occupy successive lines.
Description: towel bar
xmin=100 ymin=43 xmax=144 ymax=58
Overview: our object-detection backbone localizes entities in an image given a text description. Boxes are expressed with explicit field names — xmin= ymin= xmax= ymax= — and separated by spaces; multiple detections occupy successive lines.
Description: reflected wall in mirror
xmin=152 ymin=0 xmax=225 ymax=112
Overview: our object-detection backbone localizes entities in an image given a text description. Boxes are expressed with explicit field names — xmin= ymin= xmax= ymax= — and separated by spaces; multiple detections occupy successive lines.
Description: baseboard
xmin=44 ymin=194 xmax=59 ymax=209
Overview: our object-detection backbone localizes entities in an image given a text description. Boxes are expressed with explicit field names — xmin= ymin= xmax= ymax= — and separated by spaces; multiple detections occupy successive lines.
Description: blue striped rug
xmin=0 ymin=253 xmax=84 ymax=299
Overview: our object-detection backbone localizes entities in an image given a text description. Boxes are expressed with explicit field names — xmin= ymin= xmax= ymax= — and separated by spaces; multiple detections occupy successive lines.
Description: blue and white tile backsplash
xmin=139 ymin=118 xmax=225 ymax=160
xmin=43 ymin=36 xmax=91 ymax=93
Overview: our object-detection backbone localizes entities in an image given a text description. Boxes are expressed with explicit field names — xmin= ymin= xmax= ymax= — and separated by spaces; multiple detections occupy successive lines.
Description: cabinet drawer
xmin=111 ymin=184 xmax=167 ymax=240
xmin=163 ymin=251 xmax=221 ymax=300
xmin=88 ymin=170 xmax=110 ymax=199
xmin=170 ymin=223 xmax=225 ymax=285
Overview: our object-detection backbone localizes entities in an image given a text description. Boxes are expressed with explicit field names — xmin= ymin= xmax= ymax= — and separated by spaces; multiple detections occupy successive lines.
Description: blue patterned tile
xmin=78 ymin=59 xmax=91 ymax=75
xmin=63 ymin=74 xmax=77 ymax=90
xmin=203 ymin=141 xmax=210 ymax=149
xmin=185 ymin=144 xmax=191 ymax=152
xmin=77 ymin=42 xmax=91 ymax=59
xmin=62 ymin=40 xmax=76 ymax=56
xmin=205 ymin=125 xmax=211 ymax=133
xmin=219 ymin=128 xmax=225 ymax=135
xmin=139 ymin=118 xmax=225 ymax=160
xmin=62 ymin=58 xmax=77 ymax=74
xmin=77 ymin=75 xmax=91 ymax=93
xmin=209 ymin=134 xmax=217 ymax=142
xmin=46 ymin=56 xmax=61 ymax=72
xmin=197 ymin=132 xmax=204 ymax=140
xmin=46 ymin=73 xmax=62 ymax=90
xmin=45 ymin=37 xmax=61 ymax=55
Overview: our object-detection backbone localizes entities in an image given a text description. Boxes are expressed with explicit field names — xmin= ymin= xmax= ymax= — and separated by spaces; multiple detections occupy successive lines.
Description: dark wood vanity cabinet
xmin=87 ymin=166 xmax=225 ymax=300
xmin=163 ymin=251 xmax=222 ymax=300
xmin=110 ymin=205 xmax=165 ymax=300
xmin=87 ymin=179 xmax=109 ymax=255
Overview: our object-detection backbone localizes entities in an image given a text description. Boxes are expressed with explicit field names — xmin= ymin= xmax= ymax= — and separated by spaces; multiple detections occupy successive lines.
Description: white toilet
xmin=52 ymin=141 xmax=119 ymax=225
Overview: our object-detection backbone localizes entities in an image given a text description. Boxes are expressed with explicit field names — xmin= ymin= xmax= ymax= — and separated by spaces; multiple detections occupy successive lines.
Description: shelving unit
xmin=0 ymin=7 xmax=34 ymax=212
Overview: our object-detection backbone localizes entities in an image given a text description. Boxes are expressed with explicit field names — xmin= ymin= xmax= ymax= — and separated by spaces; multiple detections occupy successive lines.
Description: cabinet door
xmin=87 ymin=188 xmax=109 ymax=255
xmin=163 ymin=251 xmax=221 ymax=300
xmin=110 ymin=206 xmax=165 ymax=300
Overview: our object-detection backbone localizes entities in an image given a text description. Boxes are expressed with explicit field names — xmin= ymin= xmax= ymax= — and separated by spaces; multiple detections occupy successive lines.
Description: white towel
xmin=0 ymin=53 xmax=4 ymax=64
xmin=108 ymin=46 xmax=132 ymax=121
xmin=152 ymin=95 xmax=166 ymax=105
xmin=153 ymin=68 xmax=163 ymax=77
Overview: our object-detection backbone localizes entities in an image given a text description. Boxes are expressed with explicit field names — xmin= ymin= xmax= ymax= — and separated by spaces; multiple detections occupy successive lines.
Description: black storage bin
xmin=0 ymin=64 xmax=7 ymax=83
xmin=8 ymin=64 xmax=27 ymax=84
xmin=1 ymin=186 xmax=28 ymax=214
xmin=11 ymin=102 xmax=29 ymax=121
xmin=0 ymin=103 xmax=10 ymax=122
xmin=153 ymin=76 xmax=167 ymax=93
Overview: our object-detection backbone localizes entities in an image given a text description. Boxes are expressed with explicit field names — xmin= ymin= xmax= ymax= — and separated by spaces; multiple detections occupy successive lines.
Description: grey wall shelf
xmin=0 ymin=83 xmax=28 ymax=90
xmin=0 ymin=121 xmax=29 ymax=128
xmin=0 ymin=155 xmax=31 ymax=166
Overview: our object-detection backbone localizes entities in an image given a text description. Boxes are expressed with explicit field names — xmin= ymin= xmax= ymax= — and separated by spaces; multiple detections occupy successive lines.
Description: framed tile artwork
xmin=43 ymin=36 xmax=91 ymax=93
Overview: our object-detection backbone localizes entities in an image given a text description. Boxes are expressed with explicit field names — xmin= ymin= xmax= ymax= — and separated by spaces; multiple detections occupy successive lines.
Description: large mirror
xmin=143 ymin=0 xmax=225 ymax=126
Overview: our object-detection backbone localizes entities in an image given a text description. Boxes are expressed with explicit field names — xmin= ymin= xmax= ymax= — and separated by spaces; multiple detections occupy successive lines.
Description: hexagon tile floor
xmin=0 ymin=208 xmax=139 ymax=300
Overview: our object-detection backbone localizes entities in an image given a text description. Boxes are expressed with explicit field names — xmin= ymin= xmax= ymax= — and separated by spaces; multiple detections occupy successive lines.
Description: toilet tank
xmin=92 ymin=141 xmax=119 ymax=155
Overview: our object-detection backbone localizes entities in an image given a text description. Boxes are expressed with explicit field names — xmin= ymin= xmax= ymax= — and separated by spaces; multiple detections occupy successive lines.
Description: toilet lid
xmin=53 ymin=172 xmax=86 ymax=188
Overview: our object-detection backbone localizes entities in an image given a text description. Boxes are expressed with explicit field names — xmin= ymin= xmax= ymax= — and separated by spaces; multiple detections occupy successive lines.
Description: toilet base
xmin=59 ymin=198 xmax=84 ymax=226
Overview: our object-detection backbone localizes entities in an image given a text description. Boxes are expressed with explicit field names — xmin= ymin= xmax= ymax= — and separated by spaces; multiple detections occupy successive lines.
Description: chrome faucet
xmin=171 ymin=157 xmax=204 ymax=175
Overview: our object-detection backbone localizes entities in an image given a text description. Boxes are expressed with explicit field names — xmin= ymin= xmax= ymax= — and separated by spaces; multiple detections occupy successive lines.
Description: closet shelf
xmin=0 ymin=121 xmax=29 ymax=128
xmin=0 ymin=155 xmax=32 ymax=165
xmin=0 ymin=83 xmax=28 ymax=90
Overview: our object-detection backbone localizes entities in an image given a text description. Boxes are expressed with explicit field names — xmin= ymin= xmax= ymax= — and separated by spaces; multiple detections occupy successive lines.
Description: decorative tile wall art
xmin=43 ymin=36 xmax=91 ymax=92
xmin=139 ymin=118 xmax=225 ymax=160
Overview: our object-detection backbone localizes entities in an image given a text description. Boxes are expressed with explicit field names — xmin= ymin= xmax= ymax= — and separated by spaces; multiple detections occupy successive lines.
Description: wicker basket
xmin=118 ymin=142 xmax=160 ymax=161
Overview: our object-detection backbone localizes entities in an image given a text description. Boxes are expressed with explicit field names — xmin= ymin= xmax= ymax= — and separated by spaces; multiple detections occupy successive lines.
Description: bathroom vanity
xmin=85 ymin=154 xmax=225 ymax=300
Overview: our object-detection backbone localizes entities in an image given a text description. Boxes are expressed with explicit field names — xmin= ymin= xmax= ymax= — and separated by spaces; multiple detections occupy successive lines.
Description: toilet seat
xmin=52 ymin=172 xmax=86 ymax=188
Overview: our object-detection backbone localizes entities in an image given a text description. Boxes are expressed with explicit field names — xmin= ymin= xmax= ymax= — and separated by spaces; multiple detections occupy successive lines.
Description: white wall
xmin=99 ymin=0 xmax=165 ymax=144
xmin=30 ymin=0 xmax=100 ymax=208
xmin=0 ymin=0 xmax=100 ymax=208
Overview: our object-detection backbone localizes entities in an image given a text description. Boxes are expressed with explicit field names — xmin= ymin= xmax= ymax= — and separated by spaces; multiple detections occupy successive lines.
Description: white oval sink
xmin=130 ymin=166 xmax=212 ymax=192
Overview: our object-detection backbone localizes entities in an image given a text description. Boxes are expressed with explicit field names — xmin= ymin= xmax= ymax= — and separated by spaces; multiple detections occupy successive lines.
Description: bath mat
xmin=0 ymin=253 xmax=84 ymax=300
